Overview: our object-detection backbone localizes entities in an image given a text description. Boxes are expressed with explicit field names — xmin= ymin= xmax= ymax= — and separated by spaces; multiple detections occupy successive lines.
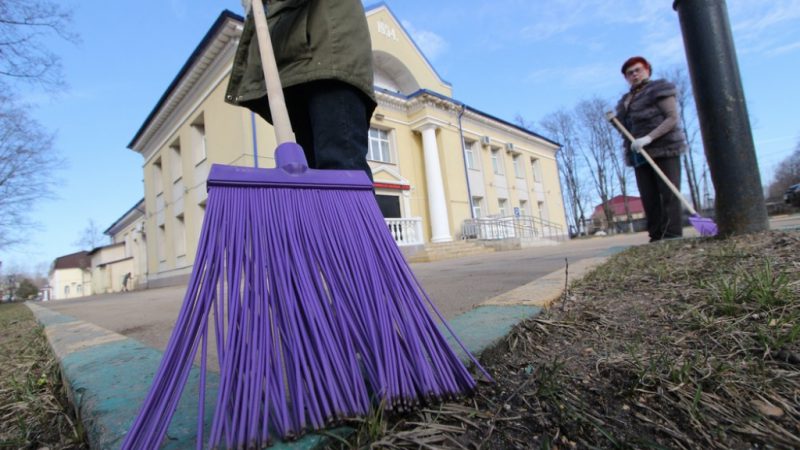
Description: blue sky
xmin=2 ymin=0 xmax=798 ymax=274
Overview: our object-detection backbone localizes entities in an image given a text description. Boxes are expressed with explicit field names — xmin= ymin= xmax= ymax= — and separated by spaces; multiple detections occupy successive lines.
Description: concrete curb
xmin=26 ymin=302 xmax=333 ymax=450
xmin=28 ymin=251 xmax=616 ymax=449
xmin=483 ymin=256 xmax=608 ymax=308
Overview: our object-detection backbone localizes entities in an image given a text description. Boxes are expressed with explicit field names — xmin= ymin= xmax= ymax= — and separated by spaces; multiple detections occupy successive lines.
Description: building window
xmin=175 ymin=214 xmax=186 ymax=257
xmin=531 ymin=158 xmax=542 ymax=182
xmin=191 ymin=114 xmax=207 ymax=165
xmin=170 ymin=139 xmax=182 ymax=182
xmin=153 ymin=157 xmax=163 ymax=194
xmin=158 ymin=224 xmax=166 ymax=262
xmin=64 ymin=286 xmax=70 ymax=296
xmin=513 ymin=155 xmax=524 ymax=178
xmin=520 ymin=199 xmax=529 ymax=216
xmin=76 ymin=284 xmax=82 ymax=294
xmin=464 ymin=140 xmax=476 ymax=170
xmin=498 ymin=198 xmax=508 ymax=216
xmin=196 ymin=202 xmax=206 ymax=240
xmin=472 ymin=196 xmax=483 ymax=218
xmin=368 ymin=128 xmax=392 ymax=163
xmin=491 ymin=148 xmax=504 ymax=175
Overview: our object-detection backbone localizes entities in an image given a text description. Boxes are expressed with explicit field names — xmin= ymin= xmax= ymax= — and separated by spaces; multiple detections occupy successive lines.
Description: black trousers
xmin=634 ymin=155 xmax=683 ymax=241
xmin=283 ymin=80 xmax=374 ymax=181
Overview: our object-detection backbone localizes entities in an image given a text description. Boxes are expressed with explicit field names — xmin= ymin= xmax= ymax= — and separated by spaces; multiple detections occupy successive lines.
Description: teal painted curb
xmin=27 ymin=303 xmax=336 ymax=449
xmin=29 ymin=301 xmax=542 ymax=449
xmin=61 ymin=339 xmax=220 ymax=449
xmin=603 ymin=245 xmax=632 ymax=256
xmin=445 ymin=305 xmax=541 ymax=360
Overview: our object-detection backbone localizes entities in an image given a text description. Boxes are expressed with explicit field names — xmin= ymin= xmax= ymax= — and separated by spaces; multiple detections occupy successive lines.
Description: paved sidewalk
xmin=29 ymin=235 xmax=641 ymax=449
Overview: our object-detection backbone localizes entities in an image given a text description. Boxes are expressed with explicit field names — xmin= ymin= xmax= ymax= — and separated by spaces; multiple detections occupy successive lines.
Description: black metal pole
xmin=673 ymin=0 xmax=768 ymax=235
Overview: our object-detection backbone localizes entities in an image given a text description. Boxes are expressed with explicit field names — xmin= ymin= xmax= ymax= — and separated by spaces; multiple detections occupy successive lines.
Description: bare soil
xmin=341 ymin=231 xmax=800 ymax=449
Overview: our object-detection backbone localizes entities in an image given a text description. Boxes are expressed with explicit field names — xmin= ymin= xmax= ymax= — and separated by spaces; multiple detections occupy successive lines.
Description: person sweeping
xmin=225 ymin=0 xmax=375 ymax=180
xmin=615 ymin=56 xmax=688 ymax=242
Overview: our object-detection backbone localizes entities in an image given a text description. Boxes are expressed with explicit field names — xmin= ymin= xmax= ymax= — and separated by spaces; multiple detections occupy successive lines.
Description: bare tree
xmin=0 ymin=1 xmax=75 ymax=250
xmin=596 ymin=99 xmax=634 ymax=233
xmin=0 ymin=95 xmax=62 ymax=249
xmin=766 ymin=141 xmax=800 ymax=201
xmin=0 ymin=0 xmax=77 ymax=89
xmin=74 ymin=219 xmax=106 ymax=250
xmin=540 ymin=109 xmax=589 ymax=235
xmin=663 ymin=66 xmax=706 ymax=211
xmin=576 ymin=98 xmax=621 ymax=232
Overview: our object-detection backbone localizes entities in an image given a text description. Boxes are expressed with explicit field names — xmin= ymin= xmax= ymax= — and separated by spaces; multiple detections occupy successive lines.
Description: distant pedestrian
xmin=122 ymin=272 xmax=131 ymax=292
xmin=615 ymin=56 xmax=687 ymax=242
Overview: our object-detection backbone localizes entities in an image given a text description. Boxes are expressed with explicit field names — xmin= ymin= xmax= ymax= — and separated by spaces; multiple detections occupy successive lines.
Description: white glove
xmin=631 ymin=135 xmax=653 ymax=153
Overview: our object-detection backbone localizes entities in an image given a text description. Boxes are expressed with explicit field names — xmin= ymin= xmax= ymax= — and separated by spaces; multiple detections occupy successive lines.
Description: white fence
xmin=385 ymin=217 xmax=424 ymax=246
xmin=461 ymin=215 xmax=565 ymax=241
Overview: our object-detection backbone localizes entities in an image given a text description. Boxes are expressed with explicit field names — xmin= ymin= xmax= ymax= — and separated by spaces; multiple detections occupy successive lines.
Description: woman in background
xmin=615 ymin=56 xmax=687 ymax=242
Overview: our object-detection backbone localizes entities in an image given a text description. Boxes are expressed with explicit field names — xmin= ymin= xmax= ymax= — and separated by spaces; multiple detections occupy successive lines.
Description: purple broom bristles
xmin=689 ymin=214 xmax=718 ymax=237
xmin=121 ymin=175 xmax=491 ymax=449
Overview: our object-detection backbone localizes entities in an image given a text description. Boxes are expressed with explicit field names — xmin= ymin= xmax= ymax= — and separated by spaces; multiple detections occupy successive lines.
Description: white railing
xmin=385 ymin=217 xmax=424 ymax=246
xmin=461 ymin=215 xmax=565 ymax=241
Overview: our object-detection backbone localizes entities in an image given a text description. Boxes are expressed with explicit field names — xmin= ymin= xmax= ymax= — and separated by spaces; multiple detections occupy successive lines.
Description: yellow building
xmin=49 ymin=251 xmax=93 ymax=300
xmin=103 ymin=198 xmax=148 ymax=291
xmin=46 ymin=200 xmax=145 ymax=299
xmin=126 ymin=5 xmax=567 ymax=287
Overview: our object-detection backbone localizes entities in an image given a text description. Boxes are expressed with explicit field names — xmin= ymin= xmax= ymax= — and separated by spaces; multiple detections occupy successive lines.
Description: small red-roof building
xmin=590 ymin=195 xmax=646 ymax=233
xmin=51 ymin=251 xmax=91 ymax=271
xmin=49 ymin=251 xmax=93 ymax=300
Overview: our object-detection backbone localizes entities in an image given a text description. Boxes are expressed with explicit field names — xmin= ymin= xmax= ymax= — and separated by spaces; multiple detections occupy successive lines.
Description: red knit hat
xmin=621 ymin=56 xmax=652 ymax=75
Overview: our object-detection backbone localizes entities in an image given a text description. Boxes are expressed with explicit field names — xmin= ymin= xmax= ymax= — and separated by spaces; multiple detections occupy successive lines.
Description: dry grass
xmin=336 ymin=231 xmax=800 ymax=449
xmin=0 ymin=303 xmax=87 ymax=449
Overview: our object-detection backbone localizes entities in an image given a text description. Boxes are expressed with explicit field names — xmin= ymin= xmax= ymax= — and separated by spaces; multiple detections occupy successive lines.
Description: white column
xmin=420 ymin=125 xmax=452 ymax=243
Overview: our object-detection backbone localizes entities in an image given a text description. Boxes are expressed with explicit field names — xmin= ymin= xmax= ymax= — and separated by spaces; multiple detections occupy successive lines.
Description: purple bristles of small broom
xmin=688 ymin=214 xmax=718 ymax=236
xmin=121 ymin=149 xmax=491 ymax=449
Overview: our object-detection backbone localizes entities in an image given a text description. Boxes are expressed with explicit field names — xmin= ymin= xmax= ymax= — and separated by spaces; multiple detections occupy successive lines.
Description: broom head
xmin=689 ymin=214 xmax=718 ymax=237
xmin=207 ymin=142 xmax=373 ymax=190
xmin=122 ymin=141 xmax=485 ymax=449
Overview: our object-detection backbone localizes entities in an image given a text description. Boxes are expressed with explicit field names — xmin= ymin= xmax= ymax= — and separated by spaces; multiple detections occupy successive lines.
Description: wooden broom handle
xmin=250 ymin=0 xmax=295 ymax=144
xmin=605 ymin=112 xmax=698 ymax=216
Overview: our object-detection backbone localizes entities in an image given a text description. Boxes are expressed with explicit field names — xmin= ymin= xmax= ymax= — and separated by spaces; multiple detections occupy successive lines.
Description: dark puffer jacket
xmin=225 ymin=0 xmax=376 ymax=122
xmin=616 ymin=79 xmax=686 ymax=166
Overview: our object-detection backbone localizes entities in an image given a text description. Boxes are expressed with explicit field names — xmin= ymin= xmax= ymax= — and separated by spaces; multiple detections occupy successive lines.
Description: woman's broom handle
xmin=606 ymin=112 xmax=698 ymax=216
xmin=251 ymin=0 xmax=295 ymax=144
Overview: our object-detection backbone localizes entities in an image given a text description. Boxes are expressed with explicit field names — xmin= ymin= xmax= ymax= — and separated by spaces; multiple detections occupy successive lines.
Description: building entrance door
xmin=376 ymin=195 xmax=401 ymax=218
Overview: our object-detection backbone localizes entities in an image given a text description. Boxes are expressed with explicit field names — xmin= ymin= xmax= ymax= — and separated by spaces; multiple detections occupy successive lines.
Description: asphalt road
xmin=40 ymin=214 xmax=800 ymax=354
xmin=40 ymin=231 xmax=652 ymax=354
xmin=411 ymin=231 xmax=650 ymax=318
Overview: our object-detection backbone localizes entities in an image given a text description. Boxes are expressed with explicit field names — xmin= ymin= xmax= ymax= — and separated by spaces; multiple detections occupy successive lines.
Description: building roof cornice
xmin=364 ymin=2 xmax=452 ymax=89
xmin=376 ymin=88 xmax=560 ymax=150
xmin=128 ymin=10 xmax=243 ymax=152
xmin=104 ymin=198 xmax=146 ymax=236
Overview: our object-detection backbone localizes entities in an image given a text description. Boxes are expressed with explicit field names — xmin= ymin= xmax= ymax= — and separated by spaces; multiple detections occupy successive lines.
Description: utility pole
xmin=673 ymin=0 xmax=768 ymax=235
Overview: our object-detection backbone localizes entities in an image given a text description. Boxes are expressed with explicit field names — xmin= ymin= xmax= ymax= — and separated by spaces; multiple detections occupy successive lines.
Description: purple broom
xmin=120 ymin=1 xmax=490 ymax=448
xmin=606 ymin=112 xmax=718 ymax=237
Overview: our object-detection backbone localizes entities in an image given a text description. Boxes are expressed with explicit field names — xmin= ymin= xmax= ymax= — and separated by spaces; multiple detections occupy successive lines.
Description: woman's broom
xmin=121 ymin=1 xmax=489 ymax=448
xmin=606 ymin=111 xmax=718 ymax=237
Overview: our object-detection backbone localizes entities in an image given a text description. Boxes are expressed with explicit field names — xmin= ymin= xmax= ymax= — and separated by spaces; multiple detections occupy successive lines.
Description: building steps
xmin=406 ymin=240 xmax=495 ymax=263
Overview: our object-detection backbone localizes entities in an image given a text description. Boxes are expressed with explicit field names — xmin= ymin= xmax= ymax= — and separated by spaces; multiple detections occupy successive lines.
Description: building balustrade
xmin=461 ymin=215 xmax=565 ymax=241
xmin=385 ymin=217 xmax=424 ymax=246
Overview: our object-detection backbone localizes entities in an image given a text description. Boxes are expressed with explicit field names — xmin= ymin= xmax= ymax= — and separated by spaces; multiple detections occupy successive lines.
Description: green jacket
xmin=225 ymin=0 xmax=376 ymax=120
